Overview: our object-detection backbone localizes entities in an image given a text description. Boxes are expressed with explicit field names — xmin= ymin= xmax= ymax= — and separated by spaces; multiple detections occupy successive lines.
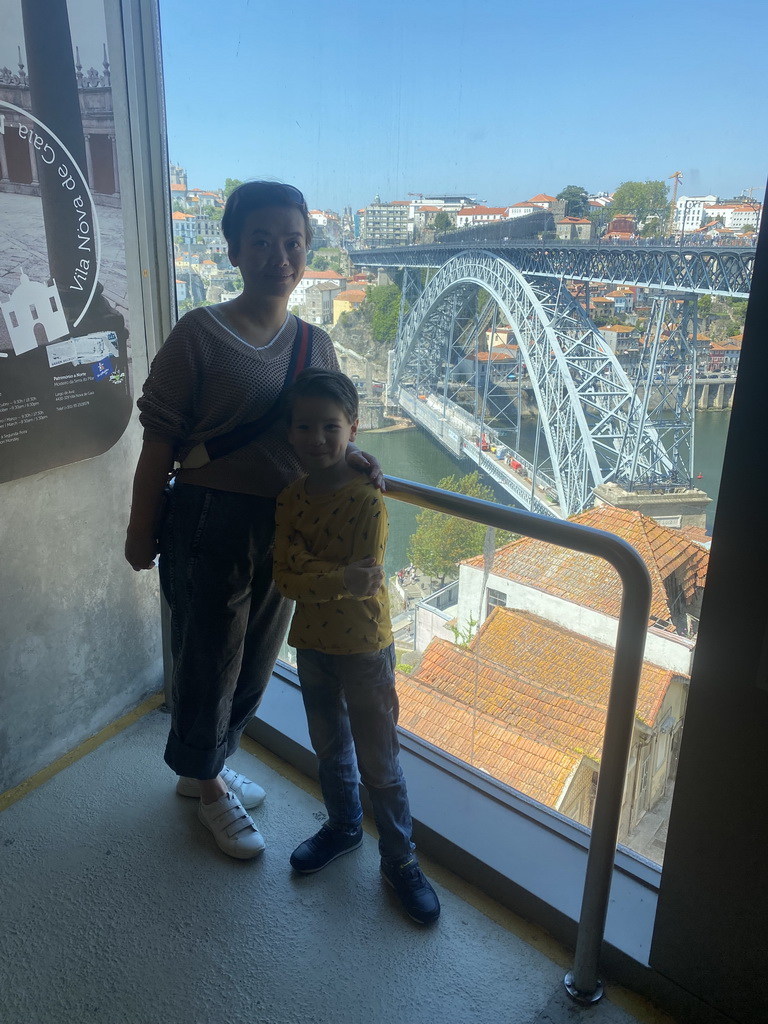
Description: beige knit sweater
xmin=138 ymin=306 xmax=338 ymax=497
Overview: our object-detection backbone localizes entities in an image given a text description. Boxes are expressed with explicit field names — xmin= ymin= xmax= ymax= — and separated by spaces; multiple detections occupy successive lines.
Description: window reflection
xmin=158 ymin=0 xmax=765 ymax=868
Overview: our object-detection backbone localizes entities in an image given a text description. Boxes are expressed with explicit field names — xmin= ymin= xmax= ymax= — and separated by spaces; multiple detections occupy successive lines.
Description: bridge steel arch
xmin=393 ymin=250 xmax=674 ymax=518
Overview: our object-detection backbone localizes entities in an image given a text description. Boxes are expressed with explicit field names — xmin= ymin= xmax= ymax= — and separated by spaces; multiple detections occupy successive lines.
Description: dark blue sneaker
xmin=290 ymin=823 xmax=363 ymax=874
xmin=381 ymin=856 xmax=441 ymax=925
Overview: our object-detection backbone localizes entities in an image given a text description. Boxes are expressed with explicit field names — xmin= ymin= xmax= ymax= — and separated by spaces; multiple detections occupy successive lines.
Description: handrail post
xmin=384 ymin=477 xmax=652 ymax=1004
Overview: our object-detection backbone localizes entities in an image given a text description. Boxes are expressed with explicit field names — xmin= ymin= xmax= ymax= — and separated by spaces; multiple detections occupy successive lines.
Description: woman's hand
xmin=345 ymin=444 xmax=385 ymax=491
xmin=343 ymin=556 xmax=385 ymax=597
xmin=125 ymin=527 xmax=159 ymax=571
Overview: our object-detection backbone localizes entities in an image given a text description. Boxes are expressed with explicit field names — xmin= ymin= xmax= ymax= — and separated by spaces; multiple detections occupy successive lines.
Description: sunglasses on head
xmin=229 ymin=183 xmax=306 ymax=208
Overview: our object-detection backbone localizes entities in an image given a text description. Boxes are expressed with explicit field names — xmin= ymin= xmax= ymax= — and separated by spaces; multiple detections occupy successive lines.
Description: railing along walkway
xmin=385 ymin=476 xmax=653 ymax=1004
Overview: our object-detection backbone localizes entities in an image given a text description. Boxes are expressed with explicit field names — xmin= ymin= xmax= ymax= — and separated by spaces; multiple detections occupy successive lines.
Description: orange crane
xmin=667 ymin=171 xmax=683 ymax=235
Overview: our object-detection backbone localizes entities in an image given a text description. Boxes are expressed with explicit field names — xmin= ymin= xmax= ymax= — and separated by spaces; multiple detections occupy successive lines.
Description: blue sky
xmin=159 ymin=0 xmax=768 ymax=213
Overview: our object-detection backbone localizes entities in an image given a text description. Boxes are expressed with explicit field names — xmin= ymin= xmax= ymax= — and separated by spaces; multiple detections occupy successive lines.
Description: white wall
xmin=457 ymin=566 xmax=694 ymax=674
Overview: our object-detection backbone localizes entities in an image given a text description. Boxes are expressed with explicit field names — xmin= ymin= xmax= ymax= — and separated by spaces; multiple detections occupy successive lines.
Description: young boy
xmin=273 ymin=368 xmax=440 ymax=926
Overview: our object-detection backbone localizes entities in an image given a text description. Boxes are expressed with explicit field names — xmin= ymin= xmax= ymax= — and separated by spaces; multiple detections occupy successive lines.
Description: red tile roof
xmin=304 ymin=269 xmax=345 ymax=280
xmin=458 ymin=206 xmax=509 ymax=216
xmin=462 ymin=506 xmax=708 ymax=628
xmin=396 ymin=607 xmax=682 ymax=805
xmin=397 ymin=667 xmax=582 ymax=805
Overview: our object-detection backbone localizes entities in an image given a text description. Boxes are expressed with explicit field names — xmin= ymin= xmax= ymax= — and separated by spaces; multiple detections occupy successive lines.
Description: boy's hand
xmin=343 ymin=556 xmax=385 ymax=597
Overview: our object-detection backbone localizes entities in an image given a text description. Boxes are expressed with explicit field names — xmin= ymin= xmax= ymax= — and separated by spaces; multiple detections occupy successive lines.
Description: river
xmin=359 ymin=410 xmax=732 ymax=576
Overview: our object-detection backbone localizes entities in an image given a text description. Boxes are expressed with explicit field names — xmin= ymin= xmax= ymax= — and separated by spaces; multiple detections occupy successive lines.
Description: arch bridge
xmin=349 ymin=243 xmax=753 ymax=518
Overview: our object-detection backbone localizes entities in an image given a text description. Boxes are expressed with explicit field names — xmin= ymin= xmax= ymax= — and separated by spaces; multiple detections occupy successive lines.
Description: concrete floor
xmin=0 ymin=707 xmax=675 ymax=1024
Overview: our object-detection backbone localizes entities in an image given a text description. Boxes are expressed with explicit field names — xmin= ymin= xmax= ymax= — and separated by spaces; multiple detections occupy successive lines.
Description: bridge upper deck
xmin=349 ymin=241 xmax=755 ymax=297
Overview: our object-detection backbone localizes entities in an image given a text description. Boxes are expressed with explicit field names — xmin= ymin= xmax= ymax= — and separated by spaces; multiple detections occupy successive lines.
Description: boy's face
xmin=288 ymin=395 xmax=358 ymax=473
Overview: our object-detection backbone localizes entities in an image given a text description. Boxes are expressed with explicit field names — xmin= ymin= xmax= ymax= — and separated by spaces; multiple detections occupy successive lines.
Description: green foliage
xmin=223 ymin=178 xmax=243 ymax=199
xmin=611 ymin=180 xmax=670 ymax=224
xmin=408 ymin=472 xmax=516 ymax=583
xmin=308 ymin=247 xmax=344 ymax=273
xmin=557 ymin=185 xmax=590 ymax=218
xmin=697 ymin=295 xmax=713 ymax=318
xmin=699 ymin=296 xmax=748 ymax=341
xmin=727 ymin=298 xmax=749 ymax=320
xmin=433 ymin=211 xmax=453 ymax=232
xmin=367 ymin=284 xmax=403 ymax=343
xmin=639 ymin=217 xmax=664 ymax=238
xmin=448 ymin=617 xmax=478 ymax=648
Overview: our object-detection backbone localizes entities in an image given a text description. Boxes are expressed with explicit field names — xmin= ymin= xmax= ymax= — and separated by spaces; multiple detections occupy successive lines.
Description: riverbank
xmin=364 ymin=416 xmax=415 ymax=434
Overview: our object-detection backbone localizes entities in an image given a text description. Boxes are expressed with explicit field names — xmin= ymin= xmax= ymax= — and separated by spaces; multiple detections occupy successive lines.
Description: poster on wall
xmin=0 ymin=0 xmax=132 ymax=484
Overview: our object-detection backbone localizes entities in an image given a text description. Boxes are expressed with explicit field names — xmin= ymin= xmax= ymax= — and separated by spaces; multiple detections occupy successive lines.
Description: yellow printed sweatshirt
xmin=273 ymin=474 xmax=393 ymax=655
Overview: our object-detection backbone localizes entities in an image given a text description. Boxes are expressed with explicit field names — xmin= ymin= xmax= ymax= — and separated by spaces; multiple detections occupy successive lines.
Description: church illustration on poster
xmin=1 ymin=271 xmax=69 ymax=356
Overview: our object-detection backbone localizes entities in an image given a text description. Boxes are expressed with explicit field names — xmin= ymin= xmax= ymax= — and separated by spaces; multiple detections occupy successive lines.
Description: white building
xmin=303 ymin=281 xmax=341 ymax=325
xmin=291 ymin=268 xmax=346 ymax=307
xmin=702 ymin=201 xmax=762 ymax=232
xmin=673 ymin=195 xmax=717 ymax=232
xmin=456 ymin=205 xmax=510 ymax=228
xmin=446 ymin=506 xmax=707 ymax=676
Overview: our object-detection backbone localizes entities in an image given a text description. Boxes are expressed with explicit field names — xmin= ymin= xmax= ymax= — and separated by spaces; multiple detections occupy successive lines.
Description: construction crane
xmin=667 ymin=171 xmax=683 ymax=235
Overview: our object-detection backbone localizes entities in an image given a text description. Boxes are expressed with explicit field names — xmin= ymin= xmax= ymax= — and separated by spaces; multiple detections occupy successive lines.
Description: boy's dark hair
xmin=285 ymin=368 xmax=359 ymax=425
xmin=222 ymin=181 xmax=313 ymax=255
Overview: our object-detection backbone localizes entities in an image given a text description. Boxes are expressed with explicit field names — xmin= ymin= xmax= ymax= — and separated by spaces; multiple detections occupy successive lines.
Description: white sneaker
xmin=197 ymin=791 xmax=266 ymax=859
xmin=176 ymin=765 xmax=266 ymax=809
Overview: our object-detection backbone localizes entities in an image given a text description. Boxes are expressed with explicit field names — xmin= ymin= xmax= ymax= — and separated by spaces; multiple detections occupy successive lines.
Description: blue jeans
xmin=159 ymin=483 xmax=293 ymax=779
xmin=296 ymin=644 xmax=414 ymax=864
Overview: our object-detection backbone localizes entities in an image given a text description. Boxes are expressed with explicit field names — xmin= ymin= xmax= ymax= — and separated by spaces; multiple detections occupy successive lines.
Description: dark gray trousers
xmin=159 ymin=483 xmax=293 ymax=779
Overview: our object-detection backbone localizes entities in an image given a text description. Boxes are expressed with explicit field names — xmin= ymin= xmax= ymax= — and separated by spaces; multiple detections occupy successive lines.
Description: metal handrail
xmin=384 ymin=475 xmax=652 ymax=1004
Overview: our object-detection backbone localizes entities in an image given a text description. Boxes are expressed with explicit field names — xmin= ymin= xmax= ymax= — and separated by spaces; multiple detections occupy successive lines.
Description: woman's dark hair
xmin=284 ymin=368 xmax=359 ymax=425
xmin=221 ymin=181 xmax=313 ymax=254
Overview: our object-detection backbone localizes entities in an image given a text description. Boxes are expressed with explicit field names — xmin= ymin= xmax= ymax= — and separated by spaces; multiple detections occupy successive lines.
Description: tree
xmin=367 ymin=284 xmax=402 ymax=343
xmin=697 ymin=295 xmax=713 ymax=319
xmin=611 ymin=180 xmax=670 ymax=225
xmin=223 ymin=178 xmax=243 ymax=200
xmin=639 ymin=216 xmax=663 ymax=238
xmin=408 ymin=472 xmax=516 ymax=584
xmin=433 ymin=210 xmax=453 ymax=233
xmin=308 ymin=246 xmax=344 ymax=274
xmin=557 ymin=185 xmax=590 ymax=218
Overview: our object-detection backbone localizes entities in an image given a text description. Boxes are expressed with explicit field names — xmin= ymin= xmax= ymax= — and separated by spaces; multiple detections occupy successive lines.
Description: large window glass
xmin=157 ymin=0 xmax=767 ymax=867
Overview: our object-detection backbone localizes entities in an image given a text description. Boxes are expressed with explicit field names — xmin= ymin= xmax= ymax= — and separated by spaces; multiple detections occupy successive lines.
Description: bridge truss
xmin=352 ymin=241 xmax=754 ymax=297
xmin=392 ymin=251 xmax=686 ymax=518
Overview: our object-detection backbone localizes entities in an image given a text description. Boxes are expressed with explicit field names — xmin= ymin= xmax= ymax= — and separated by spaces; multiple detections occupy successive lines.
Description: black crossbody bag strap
xmin=182 ymin=316 xmax=314 ymax=468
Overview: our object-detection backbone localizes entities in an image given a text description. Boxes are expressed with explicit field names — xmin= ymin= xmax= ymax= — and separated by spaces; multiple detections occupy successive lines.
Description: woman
xmin=125 ymin=182 xmax=382 ymax=859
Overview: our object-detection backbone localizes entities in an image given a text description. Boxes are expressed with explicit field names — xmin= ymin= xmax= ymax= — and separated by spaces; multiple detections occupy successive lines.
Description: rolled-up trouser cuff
xmin=164 ymin=729 xmax=227 ymax=780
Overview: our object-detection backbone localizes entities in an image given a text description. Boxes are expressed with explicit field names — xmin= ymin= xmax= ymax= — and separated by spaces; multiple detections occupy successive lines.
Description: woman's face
xmin=229 ymin=205 xmax=307 ymax=303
